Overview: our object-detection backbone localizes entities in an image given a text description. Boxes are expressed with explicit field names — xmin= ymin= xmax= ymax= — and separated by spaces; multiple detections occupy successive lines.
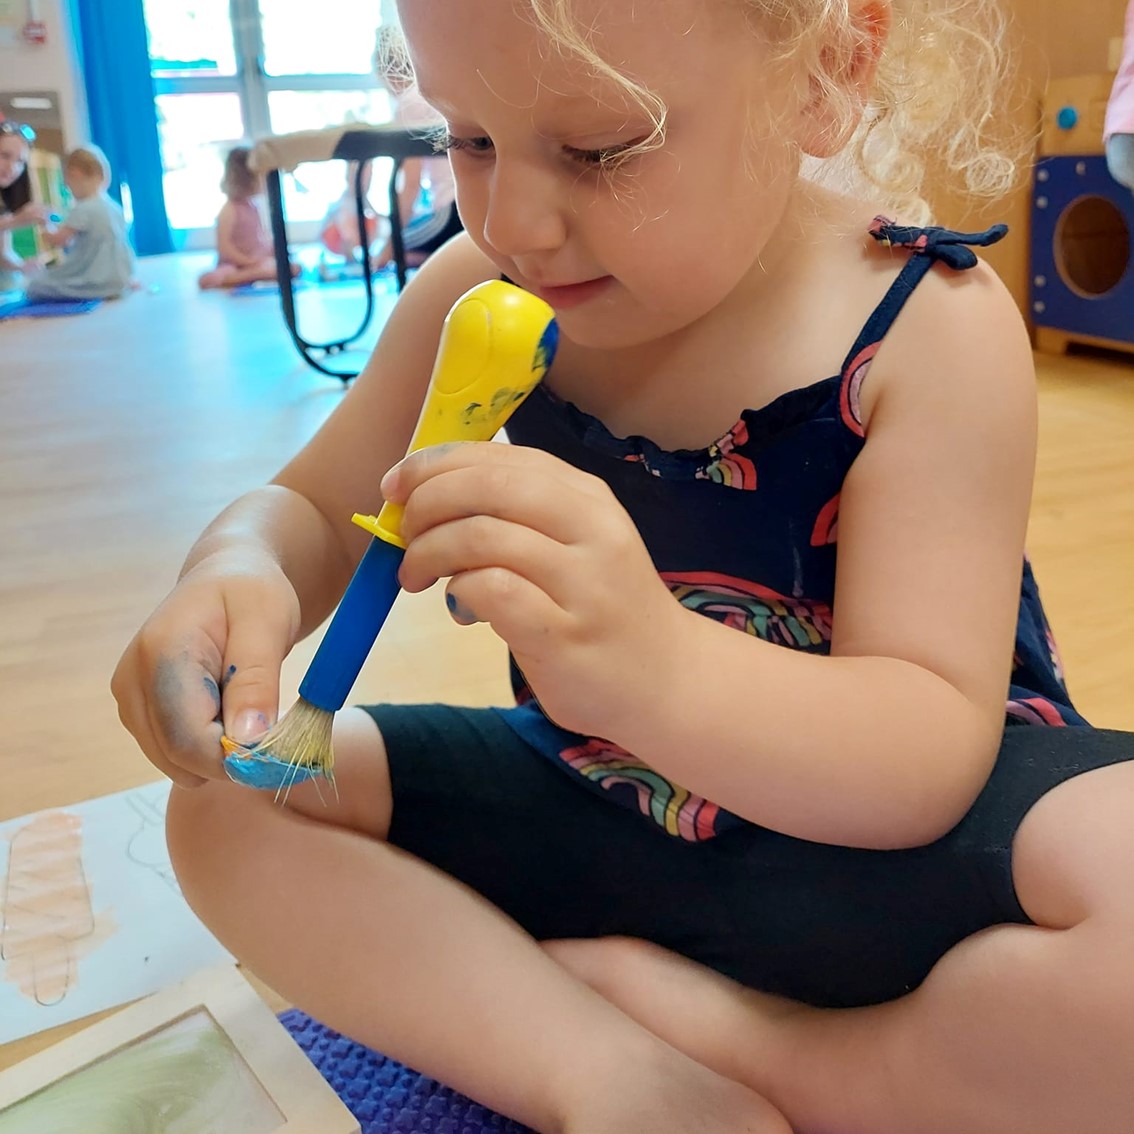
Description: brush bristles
xmin=252 ymin=698 xmax=335 ymax=778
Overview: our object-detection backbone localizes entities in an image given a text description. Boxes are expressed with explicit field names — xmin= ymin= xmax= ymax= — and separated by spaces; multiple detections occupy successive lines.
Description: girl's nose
xmin=481 ymin=158 xmax=567 ymax=258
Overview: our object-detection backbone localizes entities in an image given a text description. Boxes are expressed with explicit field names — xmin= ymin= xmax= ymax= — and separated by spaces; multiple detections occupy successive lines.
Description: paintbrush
xmin=221 ymin=280 xmax=558 ymax=794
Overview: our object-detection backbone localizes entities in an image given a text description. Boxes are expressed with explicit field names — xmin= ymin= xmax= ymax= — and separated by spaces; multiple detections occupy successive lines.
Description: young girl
xmin=0 ymin=121 xmax=53 ymax=290
xmin=25 ymin=145 xmax=134 ymax=301
xmin=113 ymin=1 xmax=1134 ymax=1131
xmin=198 ymin=146 xmax=293 ymax=290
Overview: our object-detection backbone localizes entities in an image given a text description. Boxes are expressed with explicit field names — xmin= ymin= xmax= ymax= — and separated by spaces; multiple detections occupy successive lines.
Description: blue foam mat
xmin=0 ymin=297 xmax=102 ymax=319
xmin=279 ymin=1009 xmax=533 ymax=1133
xmin=228 ymin=279 xmax=309 ymax=296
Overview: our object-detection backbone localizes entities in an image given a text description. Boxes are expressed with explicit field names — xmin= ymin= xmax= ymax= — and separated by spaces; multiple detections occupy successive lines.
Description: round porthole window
xmin=1054 ymin=196 xmax=1131 ymax=298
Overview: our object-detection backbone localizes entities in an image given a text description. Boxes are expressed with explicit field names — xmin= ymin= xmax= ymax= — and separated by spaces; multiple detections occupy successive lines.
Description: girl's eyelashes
xmin=434 ymin=132 xmax=494 ymax=157
xmin=435 ymin=131 xmax=645 ymax=168
xmin=563 ymin=140 xmax=644 ymax=167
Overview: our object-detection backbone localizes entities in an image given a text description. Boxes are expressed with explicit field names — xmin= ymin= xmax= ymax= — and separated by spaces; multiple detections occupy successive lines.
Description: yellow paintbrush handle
xmin=352 ymin=280 xmax=558 ymax=548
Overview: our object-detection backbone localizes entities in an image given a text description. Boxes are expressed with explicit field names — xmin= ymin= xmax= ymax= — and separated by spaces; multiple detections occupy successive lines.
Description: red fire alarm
xmin=22 ymin=20 xmax=47 ymax=44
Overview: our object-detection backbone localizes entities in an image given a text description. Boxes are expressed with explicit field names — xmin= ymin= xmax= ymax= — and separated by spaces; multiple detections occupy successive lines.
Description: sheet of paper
xmin=0 ymin=781 xmax=232 ymax=1045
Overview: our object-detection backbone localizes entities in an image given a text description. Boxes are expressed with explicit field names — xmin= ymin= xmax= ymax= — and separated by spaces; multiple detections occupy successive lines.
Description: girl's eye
xmin=434 ymin=132 xmax=645 ymax=168
xmin=435 ymin=133 xmax=494 ymax=157
xmin=564 ymin=139 xmax=644 ymax=168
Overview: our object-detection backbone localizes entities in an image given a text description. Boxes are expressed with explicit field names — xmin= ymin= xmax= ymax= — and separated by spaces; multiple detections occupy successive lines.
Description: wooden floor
xmin=0 ymin=253 xmax=1132 ymax=1070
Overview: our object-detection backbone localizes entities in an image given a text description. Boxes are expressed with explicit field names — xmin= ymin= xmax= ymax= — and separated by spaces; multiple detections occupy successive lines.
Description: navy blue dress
xmin=364 ymin=220 xmax=1133 ymax=1006
xmin=497 ymin=218 xmax=1085 ymax=842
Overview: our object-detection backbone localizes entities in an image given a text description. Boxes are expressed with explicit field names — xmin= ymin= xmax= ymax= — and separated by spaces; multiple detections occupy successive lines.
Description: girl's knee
xmin=1013 ymin=758 xmax=1134 ymax=929
xmin=165 ymin=778 xmax=270 ymax=897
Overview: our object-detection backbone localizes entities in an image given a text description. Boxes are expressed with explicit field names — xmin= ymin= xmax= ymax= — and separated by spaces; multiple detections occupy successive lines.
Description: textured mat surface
xmin=0 ymin=297 xmax=102 ymax=319
xmin=279 ymin=1009 xmax=533 ymax=1133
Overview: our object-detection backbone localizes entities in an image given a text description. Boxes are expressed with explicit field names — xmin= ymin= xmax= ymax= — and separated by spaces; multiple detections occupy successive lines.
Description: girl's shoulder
xmin=850 ymin=215 xmax=1033 ymax=436
xmin=716 ymin=200 xmax=1028 ymax=437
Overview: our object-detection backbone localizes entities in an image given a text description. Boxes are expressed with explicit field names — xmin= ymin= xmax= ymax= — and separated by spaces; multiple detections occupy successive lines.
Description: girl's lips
xmin=530 ymin=276 xmax=613 ymax=309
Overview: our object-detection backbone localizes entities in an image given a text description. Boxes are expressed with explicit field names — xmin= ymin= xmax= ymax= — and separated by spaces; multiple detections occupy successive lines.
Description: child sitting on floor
xmin=26 ymin=145 xmax=133 ymax=301
xmin=199 ymin=146 xmax=296 ymax=290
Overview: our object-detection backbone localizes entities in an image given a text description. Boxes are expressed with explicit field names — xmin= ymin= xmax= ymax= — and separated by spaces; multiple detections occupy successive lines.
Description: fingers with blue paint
xmin=389 ymin=438 xmax=685 ymax=742
xmin=445 ymin=591 xmax=480 ymax=625
xmin=111 ymin=550 xmax=301 ymax=787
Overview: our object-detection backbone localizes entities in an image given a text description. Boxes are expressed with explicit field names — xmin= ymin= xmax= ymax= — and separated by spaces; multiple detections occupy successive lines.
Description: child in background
xmin=318 ymin=29 xmax=461 ymax=274
xmin=368 ymin=24 xmax=462 ymax=270
xmin=1106 ymin=0 xmax=1134 ymax=192
xmin=26 ymin=145 xmax=133 ymax=301
xmin=198 ymin=146 xmax=294 ymax=290
xmin=114 ymin=2 xmax=1134 ymax=1132
xmin=317 ymin=159 xmax=383 ymax=267
xmin=0 ymin=121 xmax=53 ymax=291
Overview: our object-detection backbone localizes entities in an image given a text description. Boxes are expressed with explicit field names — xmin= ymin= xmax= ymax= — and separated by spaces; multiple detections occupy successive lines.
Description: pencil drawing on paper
xmin=124 ymin=784 xmax=180 ymax=893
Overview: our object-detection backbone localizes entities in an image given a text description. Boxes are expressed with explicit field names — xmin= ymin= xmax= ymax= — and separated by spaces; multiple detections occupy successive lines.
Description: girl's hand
xmin=382 ymin=442 xmax=684 ymax=739
xmin=111 ymin=553 xmax=301 ymax=788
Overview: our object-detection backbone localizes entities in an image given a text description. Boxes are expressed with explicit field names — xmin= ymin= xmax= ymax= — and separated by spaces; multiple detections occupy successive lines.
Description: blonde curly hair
xmin=525 ymin=0 xmax=1021 ymax=223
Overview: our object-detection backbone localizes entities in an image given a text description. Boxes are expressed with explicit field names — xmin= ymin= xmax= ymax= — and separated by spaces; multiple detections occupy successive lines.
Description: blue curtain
xmin=71 ymin=0 xmax=172 ymax=255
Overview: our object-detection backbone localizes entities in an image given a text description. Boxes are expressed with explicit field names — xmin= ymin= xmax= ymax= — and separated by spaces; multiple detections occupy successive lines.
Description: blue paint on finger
xmin=445 ymin=592 xmax=478 ymax=625
xmin=153 ymin=656 xmax=199 ymax=751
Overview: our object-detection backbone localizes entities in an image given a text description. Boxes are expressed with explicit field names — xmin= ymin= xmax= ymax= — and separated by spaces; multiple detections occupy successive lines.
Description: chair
xmin=250 ymin=125 xmax=438 ymax=381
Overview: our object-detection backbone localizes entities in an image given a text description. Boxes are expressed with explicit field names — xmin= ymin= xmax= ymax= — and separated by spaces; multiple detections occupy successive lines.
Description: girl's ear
xmin=797 ymin=0 xmax=890 ymax=159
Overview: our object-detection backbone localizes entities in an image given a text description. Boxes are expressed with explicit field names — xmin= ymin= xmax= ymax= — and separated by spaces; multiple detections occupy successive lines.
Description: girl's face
xmin=398 ymin=0 xmax=811 ymax=349
xmin=0 ymin=135 xmax=30 ymax=191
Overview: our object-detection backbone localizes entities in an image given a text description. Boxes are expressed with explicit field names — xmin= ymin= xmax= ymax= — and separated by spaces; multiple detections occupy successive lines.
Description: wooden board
xmin=0 ymin=965 xmax=359 ymax=1133
xmin=1040 ymin=72 xmax=1116 ymax=158
xmin=1035 ymin=326 xmax=1134 ymax=357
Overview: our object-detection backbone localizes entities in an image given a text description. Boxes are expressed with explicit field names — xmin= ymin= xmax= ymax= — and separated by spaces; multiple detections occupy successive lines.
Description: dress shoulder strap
xmin=835 ymin=217 xmax=1009 ymax=437
xmin=841 ymin=217 xmax=1008 ymax=372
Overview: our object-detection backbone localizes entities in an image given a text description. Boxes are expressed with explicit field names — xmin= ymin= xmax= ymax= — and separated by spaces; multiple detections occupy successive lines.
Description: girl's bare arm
xmin=194 ymin=234 xmax=496 ymax=628
xmin=606 ymin=264 xmax=1037 ymax=849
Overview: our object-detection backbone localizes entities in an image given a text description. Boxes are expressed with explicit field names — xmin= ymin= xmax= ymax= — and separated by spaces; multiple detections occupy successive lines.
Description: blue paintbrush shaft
xmin=293 ymin=281 xmax=558 ymax=719
xmin=297 ymin=536 xmax=405 ymax=713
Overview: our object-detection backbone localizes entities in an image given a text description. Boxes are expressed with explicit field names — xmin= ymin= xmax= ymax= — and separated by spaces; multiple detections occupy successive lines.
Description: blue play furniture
xmin=1031 ymin=155 xmax=1134 ymax=355
xmin=1030 ymin=72 xmax=1133 ymax=356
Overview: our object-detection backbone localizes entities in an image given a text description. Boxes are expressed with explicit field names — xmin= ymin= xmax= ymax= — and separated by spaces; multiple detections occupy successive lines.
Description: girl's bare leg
xmin=166 ymin=708 xmax=790 ymax=1134
xmin=198 ymin=260 xmax=289 ymax=288
xmin=549 ymin=760 xmax=1134 ymax=1134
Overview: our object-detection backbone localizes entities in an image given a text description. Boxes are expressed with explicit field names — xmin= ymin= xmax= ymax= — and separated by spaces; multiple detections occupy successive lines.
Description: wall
xmin=0 ymin=0 xmax=88 ymax=146
xmin=935 ymin=0 xmax=1128 ymax=314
